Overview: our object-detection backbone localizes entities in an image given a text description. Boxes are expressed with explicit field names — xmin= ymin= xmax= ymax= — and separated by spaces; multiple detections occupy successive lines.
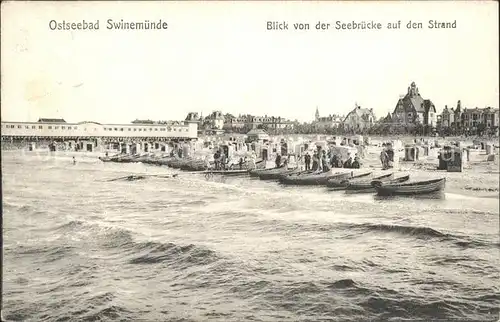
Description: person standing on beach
xmin=343 ymin=156 xmax=353 ymax=169
xmin=312 ymin=152 xmax=319 ymax=171
xmin=321 ymin=151 xmax=329 ymax=172
xmin=213 ymin=150 xmax=220 ymax=170
xmin=304 ymin=153 xmax=311 ymax=170
xmin=275 ymin=154 xmax=282 ymax=168
xmin=72 ymin=157 xmax=76 ymax=165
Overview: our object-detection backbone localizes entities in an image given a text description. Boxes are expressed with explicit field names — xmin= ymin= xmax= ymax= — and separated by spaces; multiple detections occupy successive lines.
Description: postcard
xmin=1 ymin=1 xmax=499 ymax=321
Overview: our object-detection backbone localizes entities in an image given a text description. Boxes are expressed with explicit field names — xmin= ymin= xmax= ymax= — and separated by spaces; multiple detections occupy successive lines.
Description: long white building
xmin=1 ymin=117 xmax=198 ymax=141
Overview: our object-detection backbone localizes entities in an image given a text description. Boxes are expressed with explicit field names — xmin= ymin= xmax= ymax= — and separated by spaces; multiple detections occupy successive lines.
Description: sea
xmin=2 ymin=150 xmax=499 ymax=322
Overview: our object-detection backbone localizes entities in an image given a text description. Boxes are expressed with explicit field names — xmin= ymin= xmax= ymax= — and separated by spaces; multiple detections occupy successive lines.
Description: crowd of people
xmin=297 ymin=149 xmax=361 ymax=173
xmin=206 ymin=149 xmax=257 ymax=170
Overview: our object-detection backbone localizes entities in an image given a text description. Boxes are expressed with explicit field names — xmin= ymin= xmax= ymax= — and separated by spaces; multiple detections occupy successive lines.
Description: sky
xmin=1 ymin=1 xmax=498 ymax=124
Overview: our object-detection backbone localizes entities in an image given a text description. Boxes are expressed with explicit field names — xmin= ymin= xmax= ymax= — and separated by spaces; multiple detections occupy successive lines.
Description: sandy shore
xmin=362 ymin=145 xmax=499 ymax=199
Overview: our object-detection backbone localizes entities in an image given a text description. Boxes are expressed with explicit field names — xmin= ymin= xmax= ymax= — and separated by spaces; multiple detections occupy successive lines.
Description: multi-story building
xmin=440 ymin=105 xmax=455 ymax=128
xmin=223 ymin=114 xmax=294 ymax=132
xmin=391 ymin=82 xmax=437 ymax=127
xmin=343 ymin=104 xmax=376 ymax=132
xmin=204 ymin=111 xmax=225 ymax=130
xmin=246 ymin=115 xmax=294 ymax=130
xmin=461 ymin=106 xmax=499 ymax=129
xmin=440 ymin=100 xmax=499 ymax=132
xmin=313 ymin=107 xmax=343 ymax=131
xmin=223 ymin=115 xmax=250 ymax=132
xmin=1 ymin=116 xmax=198 ymax=141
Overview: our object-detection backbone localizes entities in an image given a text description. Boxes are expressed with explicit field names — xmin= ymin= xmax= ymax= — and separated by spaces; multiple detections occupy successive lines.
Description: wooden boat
xmin=373 ymin=177 xmax=446 ymax=196
xmin=99 ymin=154 xmax=120 ymax=162
xmin=258 ymin=167 xmax=299 ymax=180
xmin=344 ymin=174 xmax=409 ymax=194
xmin=249 ymin=166 xmax=279 ymax=177
xmin=116 ymin=154 xmax=141 ymax=163
xmin=325 ymin=171 xmax=373 ymax=189
xmin=277 ymin=170 xmax=315 ymax=181
xmin=200 ymin=169 xmax=249 ymax=176
xmin=152 ymin=156 xmax=174 ymax=166
xmin=279 ymin=171 xmax=352 ymax=186
xmin=134 ymin=154 xmax=154 ymax=163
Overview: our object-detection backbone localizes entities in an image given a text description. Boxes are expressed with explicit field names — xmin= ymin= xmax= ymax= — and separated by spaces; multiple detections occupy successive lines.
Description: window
xmin=104 ymin=128 xmax=107 ymax=131
xmin=48 ymin=126 xmax=52 ymax=129
xmin=160 ymin=128 xmax=165 ymax=131
xmin=32 ymin=126 xmax=36 ymax=129
xmin=62 ymin=126 xmax=66 ymax=129
xmin=139 ymin=129 xmax=142 ymax=132
xmin=39 ymin=126 xmax=43 ymax=129
xmin=55 ymin=126 xmax=59 ymax=129
xmin=114 ymin=128 xmax=118 ymax=131
xmin=155 ymin=128 xmax=158 ymax=131
xmin=18 ymin=125 xmax=22 ymax=128
xmin=134 ymin=128 xmax=137 ymax=131
xmin=120 ymin=128 xmax=124 ymax=131
xmin=25 ymin=126 xmax=29 ymax=129
xmin=73 ymin=126 xmax=77 ymax=129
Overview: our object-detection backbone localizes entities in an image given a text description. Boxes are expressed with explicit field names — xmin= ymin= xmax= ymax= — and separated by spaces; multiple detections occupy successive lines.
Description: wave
xmin=339 ymin=222 xmax=497 ymax=248
xmin=127 ymin=240 xmax=219 ymax=267
xmin=14 ymin=244 xmax=75 ymax=263
xmin=53 ymin=219 xmax=220 ymax=268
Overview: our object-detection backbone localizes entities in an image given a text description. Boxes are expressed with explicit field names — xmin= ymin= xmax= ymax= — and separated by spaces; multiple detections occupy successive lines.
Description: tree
xmin=257 ymin=124 xmax=268 ymax=131
xmin=476 ymin=123 xmax=486 ymax=137
xmin=224 ymin=113 xmax=235 ymax=121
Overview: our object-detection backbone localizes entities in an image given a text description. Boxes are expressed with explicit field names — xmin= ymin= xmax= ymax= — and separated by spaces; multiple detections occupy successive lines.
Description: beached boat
xmin=116 ymin=154 xmax=141 ymax=163
xmin=325 ymin=171 xmax=373 ymax=189
xmin=344 ymin=174 xmax=409 ymax=194
xmin=258 ymin=167 xmax=300 ymax=180
xmin=99 ymin=154 xmax=120 ymax=162
xmin=249 ymin=166 xmax=278 ymax=177
xmin=279 ymin=170 xmax=352 ymax=186
xmin=373 ymin=177 xmax=446 ymax=196
xmin=201 ymin=169 xmax=249 ymax=176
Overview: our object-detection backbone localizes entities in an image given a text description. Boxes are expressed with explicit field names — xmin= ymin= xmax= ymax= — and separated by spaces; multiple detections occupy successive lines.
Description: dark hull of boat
xmin=374 ymin=178 xmax=445 ymax=196
xmin=325 ymin=172 xmax=373 ymax=188
xmin=258 ymin=168 xmax=299 ymax=180
xmin=345 ymin=175 xmax=409 ymax=194
xmin=249 ymin=166 xmax=277 ymax=177
xmin=202 ymin=170 xmax=249 ymax=176
xmin=280 ymin=171 xmax=351 ymax=186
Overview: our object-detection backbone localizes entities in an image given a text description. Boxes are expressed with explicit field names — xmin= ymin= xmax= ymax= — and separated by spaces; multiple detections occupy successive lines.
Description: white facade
xmin=1 ymin=120 xmax=198 ymax=139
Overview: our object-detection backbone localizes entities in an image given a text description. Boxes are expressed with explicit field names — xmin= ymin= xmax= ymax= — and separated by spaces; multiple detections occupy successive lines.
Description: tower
xmin=315 ymin=106 xmax=320 ymax=121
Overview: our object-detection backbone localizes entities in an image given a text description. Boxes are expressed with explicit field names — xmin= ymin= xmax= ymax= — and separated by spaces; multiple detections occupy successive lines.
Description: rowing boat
xmin=200 ymin=169 xmax=249 ymax=176
xmin=258 ymin=167 xmax=301 ymax=180
xmin=344 ymin=174 xmax=409 ymax=194
xmin=249 ymin=166 xmax=280 ymax=177
xmin=373 ymin=177 xmax=446 ymax=196
xmin=325 ymin=171 xmax=373 ymax=189
xmin=279 ymin=170 xmax=352 ymax=186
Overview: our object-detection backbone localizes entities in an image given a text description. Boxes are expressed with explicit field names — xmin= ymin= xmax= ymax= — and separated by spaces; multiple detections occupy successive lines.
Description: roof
xmin=247 ymin=128 xmax=269 ymax=136
xmin=423 ymin=99 xmax=436 ymax=113
xmin=407 ymin=95 xmax=425 ymax=113
xmin=38 ymin=118 xmax=66 ymax=123
xmin=344 ymin=106 xmax=374 ymax=122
